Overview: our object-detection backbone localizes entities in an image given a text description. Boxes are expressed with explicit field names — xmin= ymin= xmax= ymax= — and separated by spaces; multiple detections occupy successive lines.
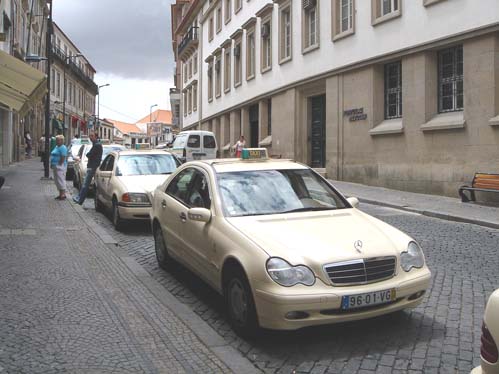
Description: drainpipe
xmin=197 ymin=18 xmax=203 ymax=130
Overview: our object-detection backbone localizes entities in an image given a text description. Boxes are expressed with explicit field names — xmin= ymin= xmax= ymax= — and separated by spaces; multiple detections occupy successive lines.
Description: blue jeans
xmin=76 ymin=168 xmax=96 ymax=204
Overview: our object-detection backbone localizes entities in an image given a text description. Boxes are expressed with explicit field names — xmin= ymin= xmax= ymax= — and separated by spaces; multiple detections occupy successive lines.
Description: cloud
xmin=52 ymin=0 xmax=173 ymax=80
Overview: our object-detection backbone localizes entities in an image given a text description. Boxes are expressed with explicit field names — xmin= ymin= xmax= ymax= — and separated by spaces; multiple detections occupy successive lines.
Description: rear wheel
xmin=112 ymin=198 xmax=123 ymax=230
xmin=73 ymin=174 xmax=78 ymax=189
xmin=153 ymin=224 xmax=171 ymax=269
xmin=224 ymin=268 xmax=259 ymax=338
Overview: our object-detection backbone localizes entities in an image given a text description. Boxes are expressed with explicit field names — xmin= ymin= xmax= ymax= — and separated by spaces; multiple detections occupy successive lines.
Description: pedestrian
xmin=50 ymin=135 xmax=68 ymax=200
xmin=233 ymin=135 xmax=246 ymax=158
xmin=73 ymin=131 xmax=102 ymax=205
xmin=24 ymin=131 xmax=32 ymax=158
xmin=39 ymin=135 xmax=46 ymax=163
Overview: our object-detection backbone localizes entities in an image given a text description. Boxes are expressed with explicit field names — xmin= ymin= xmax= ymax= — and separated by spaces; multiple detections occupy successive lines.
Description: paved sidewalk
xmin=0 ymin=160 xmax=257 ymax=374
xmin=329 ymin=179 xmax=499 ymax=229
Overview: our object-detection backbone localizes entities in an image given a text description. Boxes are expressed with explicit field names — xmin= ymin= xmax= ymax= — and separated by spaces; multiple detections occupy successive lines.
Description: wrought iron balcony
xmin=177 ymin=26 xmax=198 ymax=58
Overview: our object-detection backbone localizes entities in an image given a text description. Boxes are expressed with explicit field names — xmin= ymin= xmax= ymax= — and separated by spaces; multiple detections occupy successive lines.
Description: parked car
xmin=73 ymin=144 xmax=126 ymax=190
xmin=170 ymin=130 xmax=217 ymax=162
xmin=94 ymin=149 xmax=181 ymax=230
xmin=150 ymin=148 xmax=431 ymax=337
xmin=472 ymin=288 xmax=499 ymax=374
xmin=66 ymin=138 xmax=90 ymax=180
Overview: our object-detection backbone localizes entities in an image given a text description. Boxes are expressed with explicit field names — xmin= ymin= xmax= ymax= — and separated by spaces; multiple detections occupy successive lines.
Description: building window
xmin=189 ymin=59 xmax=192 ymax=78
xmin=193 ymin=84 xmax=198 ymax=111
xmin=384 ymin=61 xmax=402 ymax=119
xmin=224 ymin=47 xmax=231 ymax=92
xmin=235 ymin=0 xmax=242 ymax=13
xmin=208 ymin=62 xmax=213 ymax=102
xmin=193 ymin=53 xmax=198 ymax=74
xmin=224 ymin=0 xmax=231 ymax=24
xmin=215 ymin=54 xmax=222 ymax=97
xmin=234 ymin=40 xmax=242 ymax=87
xmin=188 ymin=87 xmax=192 ymax=114
xmin=183 ymin=90 xmax=187 ymax=116
xmin=303 ymin=1 xmax=319 ymax=51
xmin=56 ymin=72 xmax=61 ymax=97
xmin=261 ymin=18 xmax=272 ymax=72
xmin=438 ymin=45 xmax=463 ymax=113
xmin=279 ymin=3 xmax=292 ymax=62
xmin=246 ymin=29 xmax=255 ymax=80
xmin=51 ymin=69 xmax=55 ymax=94
xmin=216 ymin=5 xmax=222 ymax=33
xmin=209 ymin=16 xmax=214 ymax=41
xmin=333 ymin=0 xmax=354 ymax=39
xmin=372 ymin=0 xmax=401 ymax=25
xmin=184 ymin=63 xmax=188 ymax=83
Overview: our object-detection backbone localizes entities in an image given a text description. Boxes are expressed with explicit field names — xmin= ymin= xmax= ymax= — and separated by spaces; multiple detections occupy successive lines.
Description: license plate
xmin=341 ymin=289 xmax=396 ymax=310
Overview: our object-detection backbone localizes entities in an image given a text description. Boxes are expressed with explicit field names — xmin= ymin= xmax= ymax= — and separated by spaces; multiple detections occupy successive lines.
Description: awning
xmin=0 ymin=49 xmax=47 ymax=117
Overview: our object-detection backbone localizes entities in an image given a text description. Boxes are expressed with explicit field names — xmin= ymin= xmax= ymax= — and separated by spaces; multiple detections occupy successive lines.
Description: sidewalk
xmin=329 ymin=179 xmax=499 ymax=230
xmin=0 ymin=160 xmax=257 ymax=374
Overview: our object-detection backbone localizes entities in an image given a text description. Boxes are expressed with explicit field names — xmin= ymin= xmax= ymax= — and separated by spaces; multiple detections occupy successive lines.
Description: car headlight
xmin=122 ymin=193 xmax=150 ymax=204
xmin=400 ymin=241 xmax=425 ymax=272
xmin=266 ymin=257 xmax=315 ymax=287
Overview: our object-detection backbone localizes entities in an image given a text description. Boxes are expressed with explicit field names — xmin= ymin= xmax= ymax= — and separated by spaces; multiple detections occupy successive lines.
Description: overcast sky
xmin=53 ymin=0 xmax=173 ymax=123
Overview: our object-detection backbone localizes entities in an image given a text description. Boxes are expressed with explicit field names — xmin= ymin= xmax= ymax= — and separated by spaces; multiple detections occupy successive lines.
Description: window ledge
xmin=423 ymin=0 xmax=447 ymax=7
xmin=278 ymin=56 xmax=292 ymax=65
xmin=489 ymin=115 xmax=499 ymax=126
xmin=261 ymin=66 xmax=272 ymax=74
xmin=234 ymin=81 xmax=242 ymax=88
xmin=259 ymin=135 xmax=272 ymax=146
xmin=369 ymin=118 xmax=404 ymax=136
xmin=332 ymin=28 xmax=354 ymax=42
xmin=302 ymin=44 xmax=320 ymax=55
xmin=246 ymin=74 xmax=255 ymax=81
xmin=420 ymin=111 xmax=465 ymax=132
xmin=224 ymin=87 xmax=231 ymax=93
xmin=372 ymin=10 xmax=401 ymax=26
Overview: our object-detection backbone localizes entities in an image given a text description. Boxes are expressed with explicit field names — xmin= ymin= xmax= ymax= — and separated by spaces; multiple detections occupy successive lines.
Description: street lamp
xmin=97 ymin=83 xmax=110 ymax=138
xmin=149 ymin=104 xmax=158 ymax=145
xmin=62 ymin=53 xmax=82 ymax=137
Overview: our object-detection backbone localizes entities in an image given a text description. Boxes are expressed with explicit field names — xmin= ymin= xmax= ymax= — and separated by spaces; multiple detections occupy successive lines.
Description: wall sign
xmin=344 ymin=108 xmax=368 ymax=122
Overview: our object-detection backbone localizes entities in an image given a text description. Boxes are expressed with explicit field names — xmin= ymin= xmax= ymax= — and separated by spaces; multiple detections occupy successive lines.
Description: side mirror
xmin=188 ymin=207 xmax=211 ymax=223
xmin=347 ymin=197 xmax=360 ymax=208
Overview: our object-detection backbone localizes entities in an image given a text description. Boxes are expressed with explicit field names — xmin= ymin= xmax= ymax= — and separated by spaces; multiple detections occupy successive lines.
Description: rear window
xmin=204 ymin=135 xmax=216 ymax=149
xmin=187 ymin=135 xmax=200 ymax=148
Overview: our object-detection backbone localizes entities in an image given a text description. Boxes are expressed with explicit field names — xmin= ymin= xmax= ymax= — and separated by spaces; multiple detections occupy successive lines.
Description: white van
xmin=172 ymin=131 xmax=218 ymax=162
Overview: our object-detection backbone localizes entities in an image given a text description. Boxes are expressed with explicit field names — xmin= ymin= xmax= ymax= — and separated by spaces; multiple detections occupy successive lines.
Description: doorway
xmin=310 ymin=95 xmax=326 ymax=168
xmin=249 ymin=104 xmax=259 ymax=147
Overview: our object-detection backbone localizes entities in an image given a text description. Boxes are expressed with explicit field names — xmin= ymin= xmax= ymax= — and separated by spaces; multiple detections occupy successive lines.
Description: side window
xmin=203 ymin=135 xmax=216 ymax=149
xmin=105 ymin=155 xmax=115 ymax=172
xmin=166 ymin=168 xmax=196 ymax=205
xmin=100 ymin=155 xmax=111 ymax=171
xmin=187 ymin=172 xmax=212 ymax=209
xmin=187 ymin=135 xmax=200 ymax=148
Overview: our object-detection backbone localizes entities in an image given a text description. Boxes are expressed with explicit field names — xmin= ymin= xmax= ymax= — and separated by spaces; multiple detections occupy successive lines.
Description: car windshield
xmin=102 ymin=146 xmax=125 ymax=160
xmin=116 ymin=154 xmax=179 ymax=176
xmin=217 ymin=169 xmax=348 ymax=217
xmin=172 ymin=134 xmax=187 ymax=148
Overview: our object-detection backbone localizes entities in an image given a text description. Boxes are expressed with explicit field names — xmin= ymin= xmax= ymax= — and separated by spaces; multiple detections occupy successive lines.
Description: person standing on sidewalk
xmin=73 ymin=131 xmax=102 ymax=205
xmin=50 ymin=135 xmax=68 ymax=200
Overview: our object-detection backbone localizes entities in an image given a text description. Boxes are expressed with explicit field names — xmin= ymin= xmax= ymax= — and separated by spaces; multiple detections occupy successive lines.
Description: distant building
xmin=135 ymin=109 xmax=174 ymax=146
xmin=98 ymin=119 xmax=114 ymax=143
xmin=106 ymin=119 xmax=146 ymax=148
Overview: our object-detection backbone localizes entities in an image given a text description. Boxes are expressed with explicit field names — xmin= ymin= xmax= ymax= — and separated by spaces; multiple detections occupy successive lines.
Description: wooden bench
xmin=458 ymin=173 xmax=499 ymax=202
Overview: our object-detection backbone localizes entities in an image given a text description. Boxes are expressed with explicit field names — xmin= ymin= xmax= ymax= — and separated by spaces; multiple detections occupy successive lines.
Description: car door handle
xmin=161 ymin=200 xmax=167 ymax=209
xmin=179 ymin=212 xmax=187 ymax=222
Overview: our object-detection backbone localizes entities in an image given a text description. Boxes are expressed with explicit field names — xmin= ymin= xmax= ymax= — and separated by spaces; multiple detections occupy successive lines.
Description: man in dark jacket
xmin=73 ymin=131 xmax=103 ymax=205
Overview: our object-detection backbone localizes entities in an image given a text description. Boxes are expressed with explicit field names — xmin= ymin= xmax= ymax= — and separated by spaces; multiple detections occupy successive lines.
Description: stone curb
xmin=355 ymin=197 xmax=499 ymax=230
xmin=67 ymin=199 xmax=259 ymax=374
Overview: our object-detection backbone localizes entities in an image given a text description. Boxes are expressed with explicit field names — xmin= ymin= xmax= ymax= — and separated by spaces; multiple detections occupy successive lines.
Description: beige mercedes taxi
xmin=472 ymin=288 xmax=499 ymax=374
xmin=94 ymin=149 xmax=180 ymax=229
xmin=150 ymin=149 xmax=431 ymax=336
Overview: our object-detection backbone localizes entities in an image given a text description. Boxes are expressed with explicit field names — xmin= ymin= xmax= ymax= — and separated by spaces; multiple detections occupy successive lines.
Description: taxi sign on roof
xmin=135 ymin=143 xmax=151 ymax=150
xmin=241 ymin=148 xmax=268 ymax=160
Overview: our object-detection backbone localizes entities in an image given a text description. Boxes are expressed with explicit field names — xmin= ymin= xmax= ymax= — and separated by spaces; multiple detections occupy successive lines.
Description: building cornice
xmin=221 ymin=38 xmax=232 ymax=48
xmin=230 ymin=28 xmax=243 ymax=40
xmin=201 ymin=0 xmax=221 ymax=24
xmin=241 ymin=17 xmax=257 ymax=30
xmin=255 ymin=3 xmax=274 ymax=18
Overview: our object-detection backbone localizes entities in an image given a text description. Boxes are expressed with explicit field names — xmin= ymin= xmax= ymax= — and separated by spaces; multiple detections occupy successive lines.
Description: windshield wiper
xmin=279 ymin=207 xmax=337 ymax=214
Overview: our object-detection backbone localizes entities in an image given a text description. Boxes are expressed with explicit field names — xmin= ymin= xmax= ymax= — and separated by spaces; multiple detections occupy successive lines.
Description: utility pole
xmin=43 ymin=0 xmax=53 ymax=178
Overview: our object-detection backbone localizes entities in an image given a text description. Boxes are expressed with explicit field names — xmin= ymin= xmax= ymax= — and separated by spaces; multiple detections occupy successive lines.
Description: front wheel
xmin=112 ymin=199 xmax=124 ymax=230
xmin=94 ymin=191 xmax=103 ymax=213
xmin=225 ymin=270 xmax=259 ymax=338
xmin=154 ymin=225 xmax=171 ymax=269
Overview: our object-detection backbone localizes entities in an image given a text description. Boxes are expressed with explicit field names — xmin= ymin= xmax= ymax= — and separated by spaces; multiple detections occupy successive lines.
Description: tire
xmin=224 ymin=268 xmax=259 ymax=338
xmin=73 ymin=174 xmax=78 ymax=188
xmin=112 ymin=198 xmax=124 ymax=230
xmin=153 ymin=224 xmax=171 ymax=270
xmin=94 ymin=191 xmax=103 ymax=213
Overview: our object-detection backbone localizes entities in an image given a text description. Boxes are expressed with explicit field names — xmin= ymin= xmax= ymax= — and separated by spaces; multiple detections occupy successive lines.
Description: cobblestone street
xmin=81 ymin=189 xmax=499 ymax=374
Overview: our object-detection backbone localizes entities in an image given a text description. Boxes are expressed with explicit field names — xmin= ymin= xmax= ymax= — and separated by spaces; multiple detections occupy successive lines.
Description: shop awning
xmin=0 ymin=49 xmax=47 ymax=117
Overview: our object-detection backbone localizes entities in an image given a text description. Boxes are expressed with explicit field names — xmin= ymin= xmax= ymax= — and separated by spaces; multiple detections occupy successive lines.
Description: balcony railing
xmin=177 ymin=26 xmax=198 ymax=56
xmin=51 ymin=46 xmax=98 ymax=95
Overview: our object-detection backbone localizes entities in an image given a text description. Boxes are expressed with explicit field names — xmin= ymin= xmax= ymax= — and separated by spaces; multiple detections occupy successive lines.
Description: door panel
xmin=311 ymin=95 xmax=326 ymax=168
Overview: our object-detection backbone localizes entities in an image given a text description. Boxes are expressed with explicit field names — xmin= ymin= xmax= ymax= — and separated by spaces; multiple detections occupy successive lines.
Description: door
xmin=162 ymin=168 xmax=197 ymax=259
xmin=249 ymin=104 xmax=259 ymax=148
xmin=310 ymin=95 xmax=326 ymax=168
xmin=203 ymin=134 xmax=217 ymax=159
xmin=101 ymin=155 xmax=115 ymax=205
xmin=186 ymin=134 xmax=201 ymax=161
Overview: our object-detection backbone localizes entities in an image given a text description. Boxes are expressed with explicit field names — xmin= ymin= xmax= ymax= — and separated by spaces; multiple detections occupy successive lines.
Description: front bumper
xmin=117 ymin=204 xmax=152 ymax=220
xmin=253 ymin=269 xmax=431 ymax=330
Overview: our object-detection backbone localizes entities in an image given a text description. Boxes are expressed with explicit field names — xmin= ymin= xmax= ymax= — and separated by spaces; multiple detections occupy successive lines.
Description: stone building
xmin=170 ymin=0 xmax=499 ymax=197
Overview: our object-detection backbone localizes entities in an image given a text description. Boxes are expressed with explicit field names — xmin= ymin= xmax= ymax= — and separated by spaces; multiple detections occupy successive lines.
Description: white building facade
xmin=172 ymin=0 xmax=499 ymax=197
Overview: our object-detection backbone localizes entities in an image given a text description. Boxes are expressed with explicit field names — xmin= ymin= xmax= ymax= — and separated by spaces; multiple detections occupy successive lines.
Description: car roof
xmin=114 ymin=150 xmax=175 ymax=156
xmin=194 ymin=158 xmax=309 ymax=173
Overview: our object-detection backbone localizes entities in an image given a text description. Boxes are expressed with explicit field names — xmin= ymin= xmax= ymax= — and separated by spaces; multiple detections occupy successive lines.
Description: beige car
xmin=472 ymin=288 xmax=499 ymax=374
xmin=150 ymin=149 xmax=431 ymax=336
xmin=94 ymin=149 xmax=180 ymax=229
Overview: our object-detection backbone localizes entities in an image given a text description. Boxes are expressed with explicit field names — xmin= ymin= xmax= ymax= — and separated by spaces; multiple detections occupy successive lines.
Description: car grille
xmin=324 ymin=257 xmax=396 ymax=286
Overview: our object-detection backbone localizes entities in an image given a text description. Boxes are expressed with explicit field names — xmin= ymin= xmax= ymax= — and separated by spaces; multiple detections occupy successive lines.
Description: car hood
xmin=117 ymin=175 xmax=170 ymax=195
xmin=227 ymin=208 xmax=410 ymax=276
